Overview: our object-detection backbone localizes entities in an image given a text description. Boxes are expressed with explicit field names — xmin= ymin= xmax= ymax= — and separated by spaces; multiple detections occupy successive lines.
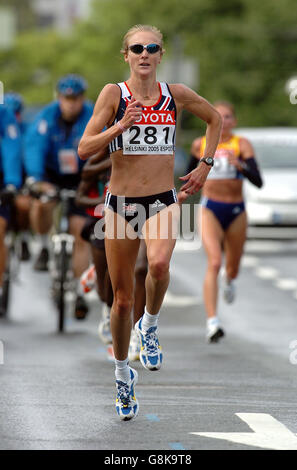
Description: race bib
xmin=58 ymin=149 xmax=79 ymax=174
xmin=122 ymin=110 xmax=175 ymax=155
xmin=208 ymin=149 xmax=237 ymax=179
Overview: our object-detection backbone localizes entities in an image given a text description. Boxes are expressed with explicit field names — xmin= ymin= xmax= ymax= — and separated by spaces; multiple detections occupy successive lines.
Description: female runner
xmin=79 ymin=24 xmax=222 ymax=420
xmin=197 ymin=101 xmax=263 ymax=343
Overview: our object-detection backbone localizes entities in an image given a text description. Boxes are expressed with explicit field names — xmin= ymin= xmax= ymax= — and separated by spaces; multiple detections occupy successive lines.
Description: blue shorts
xmin=0 ymin=204 xmax=10 ymax=222
xmin=201 ymin=196 xmax=245 ymax=231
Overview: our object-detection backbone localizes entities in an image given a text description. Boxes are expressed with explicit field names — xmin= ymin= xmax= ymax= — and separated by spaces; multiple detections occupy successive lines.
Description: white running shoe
xmin=135 ymin=316 xmax=162 ymax=371
xmin=115 ymin=367 xmax=139 ymax=421
xmin=98 ymin=304 xmax=112 ymax=345
xmin=223 ymin=279 xmax=236 ymax=304
xmin=128 ymin=328 xmax=141 ymax=362
xmin=221 ymin=268 xmax=236 ymax=304
xmin=206 ymin=319 xmax=225 ymax=343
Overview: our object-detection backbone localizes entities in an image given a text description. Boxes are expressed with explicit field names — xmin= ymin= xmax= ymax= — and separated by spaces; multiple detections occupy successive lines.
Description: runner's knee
xmin=208 ymin=257 xmax=222 ymax=275
xmin=113 ymin=291 xmax=133 ymax=318
xmin=148 ymin=257 xmax=169 ymax=281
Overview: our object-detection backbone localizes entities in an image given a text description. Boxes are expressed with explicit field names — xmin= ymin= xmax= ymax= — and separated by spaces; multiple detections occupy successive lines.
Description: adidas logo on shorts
xmin=232 ymin=206 xmax=241 ymax=214
xmin=151 ymin=199 xmax=165 ymax=209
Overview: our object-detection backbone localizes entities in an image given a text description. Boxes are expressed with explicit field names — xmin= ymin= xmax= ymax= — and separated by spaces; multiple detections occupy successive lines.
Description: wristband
xmin=117 ymin=121 xmax=127 ymax=133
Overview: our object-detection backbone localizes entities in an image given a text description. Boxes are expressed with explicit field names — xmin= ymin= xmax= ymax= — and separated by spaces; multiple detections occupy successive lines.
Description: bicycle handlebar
xmin=28 ymin=184 xmax=76 ymax=203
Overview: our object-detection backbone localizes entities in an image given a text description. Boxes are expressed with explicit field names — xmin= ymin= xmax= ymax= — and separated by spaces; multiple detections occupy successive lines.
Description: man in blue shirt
xmin=0 ymin=104 xmax=22 ymax=315
xmin=24 ymin=75 xmax=94 ymax=318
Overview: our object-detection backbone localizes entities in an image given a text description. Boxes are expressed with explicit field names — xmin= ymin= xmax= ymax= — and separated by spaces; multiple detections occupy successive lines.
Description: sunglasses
xmin=128 ymin=43 xmax=161 ymax=55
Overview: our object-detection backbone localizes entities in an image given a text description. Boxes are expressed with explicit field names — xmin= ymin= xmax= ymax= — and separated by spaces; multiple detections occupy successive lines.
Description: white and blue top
xmin=109 ymin=81 xmax=177 ymax=156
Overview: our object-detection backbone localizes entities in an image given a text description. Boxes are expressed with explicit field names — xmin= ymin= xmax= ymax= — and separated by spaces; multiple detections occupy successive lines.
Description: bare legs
xmin=133 ymin=239 xmax=147 ymax=325
xmin=68 ymin=215 xmax=90 ymax=278
xmin=105 ymin=203 xmax=180 ymax=361
xmin=201 ymin=206 xmax=247 ymax=320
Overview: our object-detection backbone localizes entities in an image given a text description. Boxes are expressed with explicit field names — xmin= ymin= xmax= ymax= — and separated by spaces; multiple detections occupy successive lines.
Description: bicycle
xmin=29 ymin=184 xmax=77 ymax=332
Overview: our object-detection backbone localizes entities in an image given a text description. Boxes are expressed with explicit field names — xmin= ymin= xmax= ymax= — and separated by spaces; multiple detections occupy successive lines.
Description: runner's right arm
xmin=78 ymin=85 xmax=142 ymax=160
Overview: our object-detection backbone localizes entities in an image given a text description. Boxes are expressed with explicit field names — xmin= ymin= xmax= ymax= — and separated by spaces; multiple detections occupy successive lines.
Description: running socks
xmin=207 ymin=316 xmax=220 ymax=330
xmin=115 ymin=358 xmax=130 ymax=383
xmin=141 ymin=307 xmax=160 ymax=332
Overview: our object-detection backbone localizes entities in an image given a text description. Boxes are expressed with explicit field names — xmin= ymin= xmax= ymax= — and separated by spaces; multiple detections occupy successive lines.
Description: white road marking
xmin=246 ymin=239 xmax=297 ymax=253
xmin=274 ymin=278 xmax=297 ymax=290
xmin=175 ymin=238 xmax=297 ymax=303
xmin=241 ymin=255 xmax=259 ymax=268
xmin=190 ymin=413 xmax=297 ymax=450
xmin=254 ymin=266 xmax=279 ymax=280
xmin=175 ymin=239 xmax=201 ymax=252
xmin=163 ymin=290 xmax=200 ymax=306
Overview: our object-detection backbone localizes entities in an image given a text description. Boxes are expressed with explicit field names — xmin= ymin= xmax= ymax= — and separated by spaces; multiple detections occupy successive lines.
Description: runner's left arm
xmin=227 ymin=137 xmax=263 ymax=188
xmin=238 ymin=138 xmax=263 ymax=188
xmin=171 ymin=84 xmax=222 ymax=195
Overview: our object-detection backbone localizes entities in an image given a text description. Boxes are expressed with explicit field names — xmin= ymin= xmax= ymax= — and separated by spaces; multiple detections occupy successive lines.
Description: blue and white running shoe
xmin=115 ymin=367 xmax=139 ymax=421
xmin=128 ymin=328 xmax=140 ymax=362
xmin=135 ymin=317 xmax=163 ymax=371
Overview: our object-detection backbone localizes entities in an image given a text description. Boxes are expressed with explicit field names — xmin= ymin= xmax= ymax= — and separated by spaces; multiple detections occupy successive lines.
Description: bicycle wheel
xmin=0 ymin=246 xmax=13 ymax=318
xmin=56 ymin=240 xmax=68 ymax=333
xmin=0 ymin=269 xmax=10 ymax=317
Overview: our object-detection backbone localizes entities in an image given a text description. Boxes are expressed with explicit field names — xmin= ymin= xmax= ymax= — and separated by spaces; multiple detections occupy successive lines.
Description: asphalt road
xmin=0 ymin=238 xmax=297 ymax=451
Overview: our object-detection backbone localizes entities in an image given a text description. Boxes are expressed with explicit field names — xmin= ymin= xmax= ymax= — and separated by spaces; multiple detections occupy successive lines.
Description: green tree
xmin=0 ymin=0 xmax=296 ymax=130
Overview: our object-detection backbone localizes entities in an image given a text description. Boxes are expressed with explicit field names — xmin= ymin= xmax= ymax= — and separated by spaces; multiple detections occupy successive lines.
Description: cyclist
xmin=4 ymin=92 xmax=31 ymax=261
xmin=195 ymin=101 xmax=263 ymax=342
xmin=24 ymin=74 xmax=93 ymax=318
xmin=78 ymin=24 xmax=221 ymax=420
xmin=0 ymin=105 xmax=22 ymax=314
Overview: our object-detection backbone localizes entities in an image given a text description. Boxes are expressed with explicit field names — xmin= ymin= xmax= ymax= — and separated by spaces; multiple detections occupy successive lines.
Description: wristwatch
xmin=199 ymin=156 xmax=214 ymax=167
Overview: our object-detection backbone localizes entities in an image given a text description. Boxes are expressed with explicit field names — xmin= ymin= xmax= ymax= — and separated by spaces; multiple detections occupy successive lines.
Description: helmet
xmin=4 ymin=92 xmax=24 ymax=114
xmin=56 ymin=74 xmax=87 ymax=96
